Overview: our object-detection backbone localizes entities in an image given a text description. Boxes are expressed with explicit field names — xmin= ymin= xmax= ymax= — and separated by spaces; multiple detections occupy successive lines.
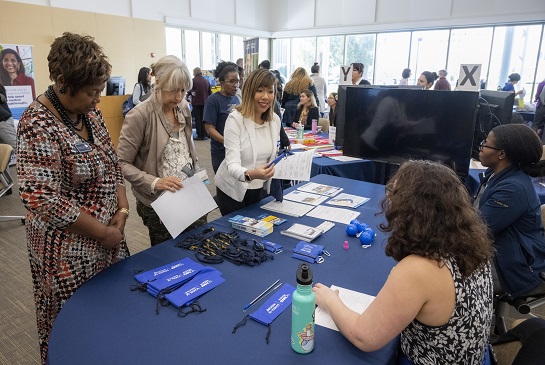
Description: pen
xmin=243 ymin=279 xmax=281 ymax=312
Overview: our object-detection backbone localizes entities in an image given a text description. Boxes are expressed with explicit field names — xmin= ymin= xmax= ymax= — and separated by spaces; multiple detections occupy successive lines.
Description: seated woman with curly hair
xmin=313 ymin=160 xmax=494 ymax=364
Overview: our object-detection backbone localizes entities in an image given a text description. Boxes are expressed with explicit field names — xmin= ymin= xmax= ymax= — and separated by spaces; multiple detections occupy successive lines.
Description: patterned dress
xmin=401 ymin=259 xmax=493 ymax=365
xmin=17 ymin=101 xmax=130 ymax=363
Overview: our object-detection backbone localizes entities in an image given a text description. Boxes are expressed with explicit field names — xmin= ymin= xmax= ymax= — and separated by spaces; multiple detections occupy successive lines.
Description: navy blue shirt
xmin=203 ymin=92 xmax=239 ymax=161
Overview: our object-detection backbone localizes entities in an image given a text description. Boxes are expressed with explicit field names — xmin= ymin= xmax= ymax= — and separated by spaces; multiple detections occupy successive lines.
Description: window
xmin=374 ymin=32 xmax=411 ymax=85
xmin=201 ymin=32 xmax=216 ymax=70
xmin=488 ymin=24 xmax=543 ymax=97
xmin=316 ymin=36 xmax=345 ymax=95
xmin=232 ymin=36 xmax=245 ymax=65
xmin=273 ymin=39 xmax=290 ymax=80
xmin=291 ymin=37 xmax=316 ymax=75
xmin=184 ymin=30 xmax=200 ymax=72
xmin=447 ymin=27 xmax=493 ymax=89
xmin=409 ymin=30 xmax=449 ymax=85
xmin=345 ymin=34 xmax=376 ymax=82
xmin=165 ymin=27 xmax=182 ymax=60
xmin=217 ymin=34 xmax=231 ymax=64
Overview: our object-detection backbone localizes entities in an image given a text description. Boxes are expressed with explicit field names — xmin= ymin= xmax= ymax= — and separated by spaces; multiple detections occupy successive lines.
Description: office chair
xmin=0 ymin=144 xmax=25 ymax=223
xmin=493 ymin=204 xmax=545 ymax=335
xmin=317 ymin=118 xmax=329 ymax=133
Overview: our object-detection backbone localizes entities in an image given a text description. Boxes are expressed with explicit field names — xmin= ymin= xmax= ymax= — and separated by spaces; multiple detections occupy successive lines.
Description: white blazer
xmin=214 ymin=109 xmax=281 ymax=202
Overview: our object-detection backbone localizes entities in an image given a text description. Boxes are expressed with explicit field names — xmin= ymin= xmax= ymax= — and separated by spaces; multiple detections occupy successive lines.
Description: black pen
xmin=243 ymin=279 xmax=281 ymax=312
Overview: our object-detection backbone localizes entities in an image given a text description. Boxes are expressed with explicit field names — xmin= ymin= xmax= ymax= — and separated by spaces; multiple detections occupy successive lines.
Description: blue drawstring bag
xmin=164 ymin=267 xmax=225 ymax=308
xmin=292 ymin=241 xmax=329 ymax=263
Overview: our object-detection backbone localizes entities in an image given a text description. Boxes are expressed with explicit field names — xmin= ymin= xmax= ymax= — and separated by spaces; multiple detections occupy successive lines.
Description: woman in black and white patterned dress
xmin=313 ymin=160 xmax=494 ymax=365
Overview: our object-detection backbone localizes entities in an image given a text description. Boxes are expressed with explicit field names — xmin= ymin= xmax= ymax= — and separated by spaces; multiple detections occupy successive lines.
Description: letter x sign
xmin=456 ymin=64 xmax=482 ymax=91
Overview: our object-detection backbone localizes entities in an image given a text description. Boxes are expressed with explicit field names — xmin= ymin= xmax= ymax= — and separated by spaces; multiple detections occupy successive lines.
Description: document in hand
xmin=151 ymin=175 xmax=218 ymax=239
xmin=272 ymin=149 xmax=314 ymax=181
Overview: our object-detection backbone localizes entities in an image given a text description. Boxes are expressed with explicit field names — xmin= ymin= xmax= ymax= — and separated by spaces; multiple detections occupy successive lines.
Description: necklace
xmin=45 ymin=85 xmax=94 ymax=143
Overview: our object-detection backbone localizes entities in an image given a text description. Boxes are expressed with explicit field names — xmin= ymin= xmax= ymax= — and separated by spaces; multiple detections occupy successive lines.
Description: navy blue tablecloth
xmin=311 ymin=156 xmax=379 ymax=182
xmin=47 ymin=174 xmax=399 ymax=365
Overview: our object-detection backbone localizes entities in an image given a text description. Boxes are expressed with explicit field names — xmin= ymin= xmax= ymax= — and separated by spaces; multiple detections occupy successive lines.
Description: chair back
xmin=318 ymin=118 xmax=329 ymax=133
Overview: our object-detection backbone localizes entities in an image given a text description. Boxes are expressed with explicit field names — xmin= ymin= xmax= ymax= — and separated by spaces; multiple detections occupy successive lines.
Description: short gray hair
xmin=152 ymin=55 xmax=192 ymax=96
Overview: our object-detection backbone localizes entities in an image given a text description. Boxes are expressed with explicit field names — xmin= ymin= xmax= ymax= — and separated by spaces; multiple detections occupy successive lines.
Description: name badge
xmin=75 ymin=142 xmax=92 ymax=153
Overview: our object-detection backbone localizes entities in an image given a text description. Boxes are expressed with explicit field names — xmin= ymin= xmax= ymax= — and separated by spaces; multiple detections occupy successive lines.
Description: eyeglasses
xmin=479 ymin=140 xmax=501 ymax=151
xmin=224 ymin=79 xmax=239 ymax=85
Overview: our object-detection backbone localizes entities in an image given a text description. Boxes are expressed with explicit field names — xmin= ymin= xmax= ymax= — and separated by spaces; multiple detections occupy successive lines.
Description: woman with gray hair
xmin=118 ymin=55 xmax=206 ymax=246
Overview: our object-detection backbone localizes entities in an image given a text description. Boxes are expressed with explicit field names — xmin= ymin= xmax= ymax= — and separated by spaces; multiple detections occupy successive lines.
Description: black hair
xmin=214 ymin=61 xmax=238 ymax=81
xmin=258 ymin=60 xmax=270 ymax=70
xmin=352 ymin=63 xmax=364 ymax=73
xmin=137 ymin=67 xmax=151 ymax=87
xmin=421 ymin=71 xmax=438 ymax=84
xmin=508 ymin=73 xmax=521 ymax=82
xmin=311 ymin=63 xmax=320 ymax=74
xmin=492 ymin=124 xmax=545 ymax=177
xmin=402 ymin=68 xmax=411 ymax=79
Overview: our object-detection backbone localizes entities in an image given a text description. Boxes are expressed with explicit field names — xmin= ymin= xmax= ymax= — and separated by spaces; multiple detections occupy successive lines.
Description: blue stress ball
xmin=350 ymin=219 xmax=361 ymax=226
xmin=346 ymin=224 xmax=359 ymax=237
xmin=359 ymin=228 xmax=375 ymax=245
xmin=358 ymin=222 xmax=369 ymax=232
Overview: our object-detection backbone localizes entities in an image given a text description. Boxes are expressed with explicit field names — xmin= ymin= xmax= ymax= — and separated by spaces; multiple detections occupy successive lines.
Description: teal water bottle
xmin=291 ymin=263 xmax=315 ymax=354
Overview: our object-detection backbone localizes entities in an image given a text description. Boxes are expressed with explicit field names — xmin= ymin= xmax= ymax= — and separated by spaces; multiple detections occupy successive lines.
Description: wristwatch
xmin=244 ymin=171 xmax=253 ymax=182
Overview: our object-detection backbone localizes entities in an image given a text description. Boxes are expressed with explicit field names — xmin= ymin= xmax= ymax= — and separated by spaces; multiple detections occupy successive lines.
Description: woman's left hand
xmin=313 ymin=282 xmax=340 ymax=310
xmin=110 ymin=210 xmax=128 ymax=233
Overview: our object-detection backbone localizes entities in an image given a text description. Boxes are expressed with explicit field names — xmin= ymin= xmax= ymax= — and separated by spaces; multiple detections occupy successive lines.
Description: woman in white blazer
xmin=214 ymin=69 xmax=281 ymax=215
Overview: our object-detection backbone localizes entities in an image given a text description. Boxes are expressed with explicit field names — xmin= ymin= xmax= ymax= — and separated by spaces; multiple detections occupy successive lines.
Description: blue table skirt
xmin=47 ymin=174 xmax=399 ymax=365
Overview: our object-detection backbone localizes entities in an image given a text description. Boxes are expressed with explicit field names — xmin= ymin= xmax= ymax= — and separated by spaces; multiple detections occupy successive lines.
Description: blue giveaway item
xmin=258 ymin=240 xmax=283 ymax=254
xmin=249 ymin=283 xmax=294 ymax=325
xmin=359 ymin=228 xmax=375 ymax=246
xmin=145 ymin=261 xmax=205 ymax=297
xmin=134 ymin=257 xmax=200 ymax=284
xmin=292 ymin=241 xmax=329 ymax=264
xmin=232 ymin=283 xmax=295 ymax=344
xmin=164 ymin=267 xmax=225 ymax=308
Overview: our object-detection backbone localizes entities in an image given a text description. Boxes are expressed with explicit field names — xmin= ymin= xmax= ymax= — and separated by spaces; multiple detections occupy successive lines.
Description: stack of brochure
xmin=281 ymin=223 xmax=323 ymax=242
xmin=228 ymin=215 xmax=274 ymax=237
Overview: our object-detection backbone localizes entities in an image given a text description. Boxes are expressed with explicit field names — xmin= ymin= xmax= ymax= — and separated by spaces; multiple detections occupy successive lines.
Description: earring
xmin=59 ymin=85 xmax=67 ymax=94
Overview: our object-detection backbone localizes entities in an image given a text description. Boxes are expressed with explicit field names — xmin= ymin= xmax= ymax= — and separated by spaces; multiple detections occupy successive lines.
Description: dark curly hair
xmin=213 ymin=61 xmax=238 ymax=82
xmin=47 ymin=32 xmax=112 ymax=95
xmin=492 ymin=124 xmax=545 ymax=177
xmin=380 ymin=160 xmax=494 ymax=277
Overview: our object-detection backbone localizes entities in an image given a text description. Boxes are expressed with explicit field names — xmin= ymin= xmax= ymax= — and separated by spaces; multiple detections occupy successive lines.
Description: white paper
xmin=289 ymin=143 xmax=306 ymax=150
xmin=297 ymin=182 xmax=343 ymax=197
xmin=305 ymin=205 xmax=360 ymax=224
xmin=150 ymin=175 xmax=218 ymax=239
xmin=283 ymin=190 xmax=329 ymax=206
xmin=315 ymin=285 xmax=375 ymax=331
xmin=328 ymin=155 xmax=363 ymax=162
xmin=260 ymin=199 xmax=315 ymax=217
xmin=273 ymin=149 xmax=314 ymax=181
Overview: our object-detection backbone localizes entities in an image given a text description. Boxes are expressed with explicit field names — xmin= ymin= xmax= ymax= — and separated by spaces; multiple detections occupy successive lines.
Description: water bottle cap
xmin=296 ymin=263 xmax=313 ymax=285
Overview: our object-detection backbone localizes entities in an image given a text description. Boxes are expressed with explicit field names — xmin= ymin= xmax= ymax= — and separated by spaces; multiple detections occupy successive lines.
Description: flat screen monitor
xmin=471 ymin=90 xmax=515 ymax=159
xmin=341 ymin=87 xmax=479 ymax=178
xmin=106 ymin=76 xmax=126 ymax=96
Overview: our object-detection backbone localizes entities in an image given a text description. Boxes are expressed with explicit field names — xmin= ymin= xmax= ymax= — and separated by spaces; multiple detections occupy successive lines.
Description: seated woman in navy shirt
xmin=290 ymin=89 xmax=319 ymax=130
xmin=475 ymin=124 xmax=545 ymax=299
xmin=502 ymin=73 xmax=523 ymax=96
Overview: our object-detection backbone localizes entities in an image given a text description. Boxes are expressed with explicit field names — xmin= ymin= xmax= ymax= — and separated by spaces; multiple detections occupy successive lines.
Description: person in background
xmin=531 ymin=77 xmax=545 ymax=142
xmin=214 ymin=69 xmax=281 ymax=216
xmin=291 ymin=89 xmax=319 ymax=130
xmin=282 ymin=67 xmax=319 ymax=127
xmin=310 ymin=62 xmax=327 ymax=114
xmin=417 ymin=71 xmax=438 ymax=90
xmin=351 ymin=62 xmax=371 ymax=85
xmin=327 ymin=92 xmax=338 ymax=127
xmin=474 ymin=124 xmax=545 ymax=299
xmin=118 ymin=55 xmax=206 ymax=246
xmin=235 ymin=65 xmax=244 ymax=104
xmin=17 ymin=32 xmax=130 ymax=363
xmin=0 ymin=48 xmax=36 ymax=99
xmin=258 ymin=60 xmax=271 ymax=70
xmin=434 ymin=69 xmax=451 ymax=90
xmin=189 ymin=67 xmax=212 ymax=140
xmin=0 ymin=83 xmax=16 ymax=149
xmin=399 ymin=68 xmax=411 ymax=86
xmin=203 ymin=61 xmax=239 ymax=173
xmin=313 ymin=160 xmax=494 ymax=364
xmin=502 ymin=73 xmax=523 ymax=95
xmin=236 ymin=58 xmax=243 ymax=69
xmin=132 ymin=67 xmax=152 ymax=105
